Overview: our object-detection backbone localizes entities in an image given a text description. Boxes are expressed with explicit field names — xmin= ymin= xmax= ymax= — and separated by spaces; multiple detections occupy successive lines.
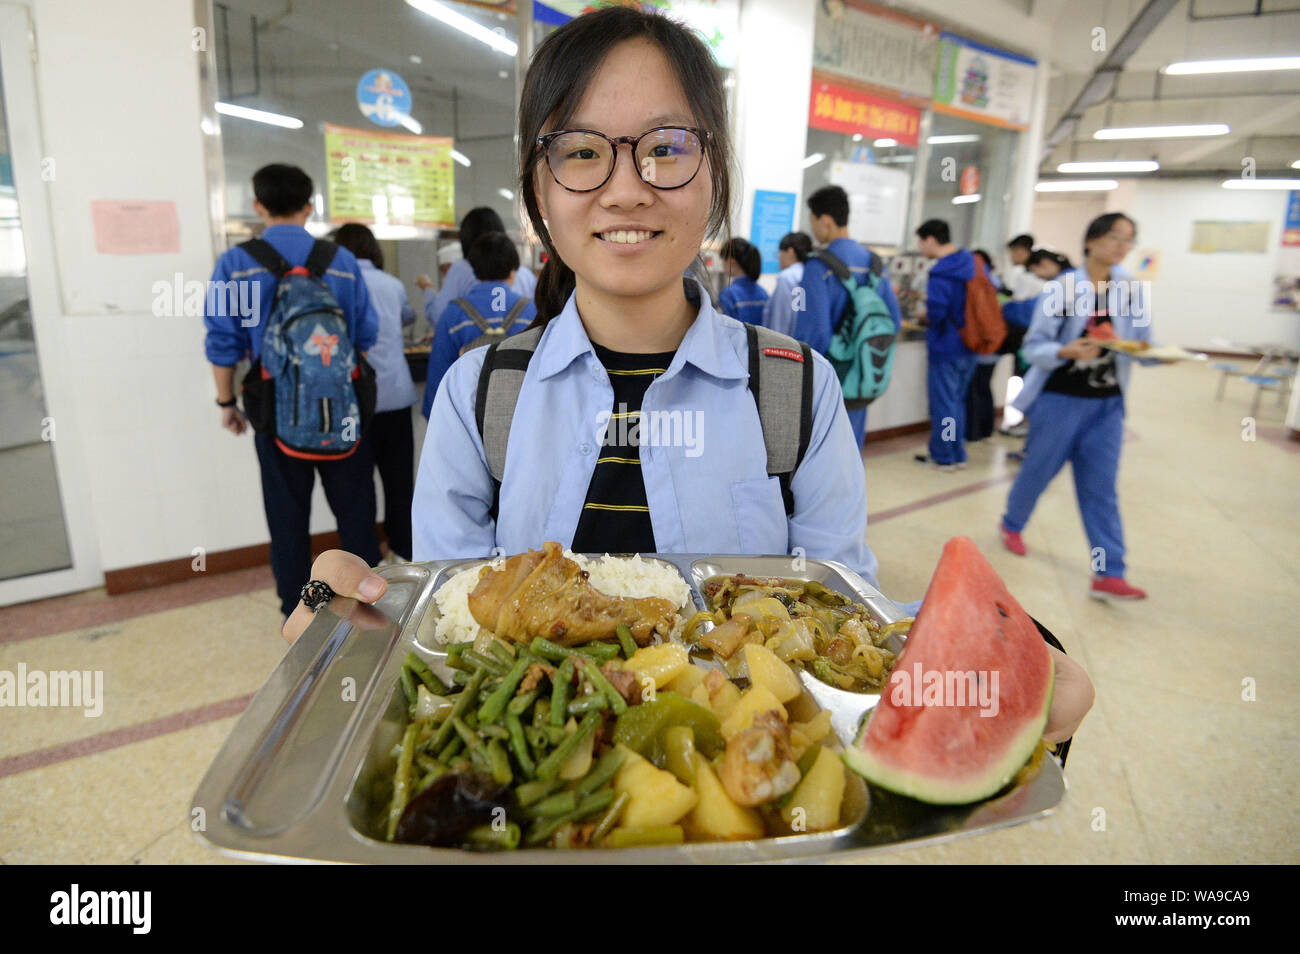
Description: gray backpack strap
xmin=474 ymin=326 xmax=544 ymax=517
xmin=503 ymin=296 xmax=531 ymax=327
xmin=455 ymin=298 xmax=493 ymax=333
xmin=745 ymin=324 xmax=815 ymax=516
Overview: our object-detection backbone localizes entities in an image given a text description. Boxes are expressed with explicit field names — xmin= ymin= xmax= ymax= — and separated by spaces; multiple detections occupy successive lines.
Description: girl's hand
xmin=1059 ymin=336 xmax=1102 ymax=362
xmin=415 ymin=274 xmax=435 ymax=291
xmin=1043 ymin=646 xmax=1095 ymax=744
xmin=281 ymin=550 xmax=388 ymax=644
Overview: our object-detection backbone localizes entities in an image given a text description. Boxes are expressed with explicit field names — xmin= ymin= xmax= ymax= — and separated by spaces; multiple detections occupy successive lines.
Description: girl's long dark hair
xmin=517 ymin=6 xmax=734 ymax=325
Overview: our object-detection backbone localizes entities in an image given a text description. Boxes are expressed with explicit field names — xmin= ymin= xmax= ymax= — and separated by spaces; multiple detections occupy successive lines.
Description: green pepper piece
xmin=612 ymin=691 xmax=723 ymax=765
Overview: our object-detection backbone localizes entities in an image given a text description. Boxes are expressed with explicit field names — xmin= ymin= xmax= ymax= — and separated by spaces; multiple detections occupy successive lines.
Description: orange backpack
xmin=960 ymin=264 xmax=1006 ymax=354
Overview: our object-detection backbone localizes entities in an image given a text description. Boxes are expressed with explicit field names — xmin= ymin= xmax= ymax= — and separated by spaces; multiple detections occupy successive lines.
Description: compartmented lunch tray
xmin=191 ymin=554 xmax=1065 ymax=864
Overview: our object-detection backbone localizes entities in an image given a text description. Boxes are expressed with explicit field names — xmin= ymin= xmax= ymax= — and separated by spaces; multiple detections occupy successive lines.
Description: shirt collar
xmin=533 ymin=275 xmax=748 ymax=383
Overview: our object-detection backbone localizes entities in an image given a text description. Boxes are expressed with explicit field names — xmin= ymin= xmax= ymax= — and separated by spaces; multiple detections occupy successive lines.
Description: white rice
xmin=429 ymin=550 xmax=694 ymax=645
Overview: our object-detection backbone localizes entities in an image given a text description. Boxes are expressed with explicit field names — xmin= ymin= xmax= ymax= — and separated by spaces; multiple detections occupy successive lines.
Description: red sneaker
xmin=1090 ymin=576 xmax=1147 ymax=600
xmin=1000 ymin=525 xmax=1027 ymax=556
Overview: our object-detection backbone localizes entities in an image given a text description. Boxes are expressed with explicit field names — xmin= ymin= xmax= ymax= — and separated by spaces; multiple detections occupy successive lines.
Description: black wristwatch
xmin=216 ymin=396 xmax=238 ymax=408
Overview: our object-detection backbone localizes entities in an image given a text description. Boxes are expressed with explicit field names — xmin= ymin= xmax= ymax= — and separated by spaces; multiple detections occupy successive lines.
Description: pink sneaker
xmin=1000 ymin=525 xmax=1027 ymax=556
xmin=1090 ymin=576 xmax=1147 ymax=600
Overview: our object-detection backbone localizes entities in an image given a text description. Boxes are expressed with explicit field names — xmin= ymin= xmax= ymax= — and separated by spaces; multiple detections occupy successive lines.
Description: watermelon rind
xmin=842 ymin=672 xmax=1054 ymax=805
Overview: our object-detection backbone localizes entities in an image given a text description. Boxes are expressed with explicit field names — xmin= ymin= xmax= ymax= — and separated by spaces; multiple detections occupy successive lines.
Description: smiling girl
xmin=281 ymin=7 xmax=1093 ymax=745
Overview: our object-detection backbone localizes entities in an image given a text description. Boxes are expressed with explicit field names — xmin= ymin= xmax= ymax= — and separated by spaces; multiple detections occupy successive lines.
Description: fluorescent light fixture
xmin=879 ymin=155 xmax=915 ymax=163
xmin=1291 ymin=160 xmax=1300 ymax=169
xmin=449 ymin=149 xmax=471 ymax=167
xmin=1057 ymin=160 xmax=1159 ymax=173
xmin=851 ymin=133 xmax=863 ymax=142
xmin=398 ymin=115 xmax=423 ymax=135
xmin=1221 ymin=178 xmax=1300 ymax=190
xmin=873 ymin=138 xmax=898 ymax=148
xmin=1094 ymin=124 xmax=1228 ymax=140
xmin=497 ymin=188 xmax=514 ymax=201
xmin=952 ymin=193 xmax=981 ymax=204
xmin=1165 ymin=56 xmax=1300 ymax=75
xmin=1036 ymin=179 xmax=1120 ymax=192
xmin=405 ymin=0 xmax=517 ymax=56
xmin=802 ymin=152 xmax=826 ymax=169
xmin=214 ymin=102 xmax=303 ymax=129
xmin=928 ymin=134 xmax=980 ymax=144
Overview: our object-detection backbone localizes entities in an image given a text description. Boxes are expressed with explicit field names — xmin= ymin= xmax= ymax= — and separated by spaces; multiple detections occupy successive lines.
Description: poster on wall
xmin=1272 ymin=190 xmax=1300 ymax=312
xmin=1189 ymin=220 xmax=1269 ymax=254
xmin=933 ymin=32 xmax=1035 ymax=130
xmin=828 ymin=159 xmax=910 ymax=248
xmin=749 ymin=190 xmax=796 ymax=276
xmin=324 ymin=124 xmax=455 ymax=230
xmin=356 ymin=69 xmax=413 ymax=128
xmin=812 ymin=0 xmax=938 ymax=101
xmin=808 ymin=78 xmax=922 ymax=147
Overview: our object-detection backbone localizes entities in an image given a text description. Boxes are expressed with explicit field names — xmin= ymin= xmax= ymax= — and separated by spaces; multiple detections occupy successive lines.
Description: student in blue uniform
xmin=796 ymin=185 xmax=901 ymax=448
xmin=204 ymin=164 xmax=380 ymax=617
xmin=331 ymin=223 xmax=418 ymax=563
xmin=421 ymin=232 xmax=537 ymax=417
xmin=717 ymin=237 xmax=769 ymax=325
xmin=1001 ymin=212 xmax=1158 ymax=601
xmin=279 ymin=7 xmax=1095 ymax=746
xmin=415 ymin=207 xmax=536 ymax=333
xmin=913 ymin=218 xmax=977 ymax=470
xmin=762 ymin=231 xmax=811 ymax=337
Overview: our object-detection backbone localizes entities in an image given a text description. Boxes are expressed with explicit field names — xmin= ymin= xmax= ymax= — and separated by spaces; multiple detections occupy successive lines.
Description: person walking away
xmin=204 ymin=164 xmax=381 ymax=618
xmin=717 ymin=238 xmax=769 ymax=325
xmin=762 ymin=231 xmax=811 ymax=337
xmin=415 ymin=208 xmax=536 ymax=334
xmin=796 ymin=185 xmax=901 ymax=448
xmin=332 ymin=223 xmax=418 ymax=563
xmin=1000 ymin=213 xmax=1159 ymax=600
xmin=913 ymin=219 xmax=977 ymax=470
xmin=422 ymin=232 xmax=537 ymax=416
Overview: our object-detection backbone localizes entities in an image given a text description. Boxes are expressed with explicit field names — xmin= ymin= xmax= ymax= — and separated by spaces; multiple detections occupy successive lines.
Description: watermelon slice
xmin=843 ymin=537 xmax=1054 ymax=804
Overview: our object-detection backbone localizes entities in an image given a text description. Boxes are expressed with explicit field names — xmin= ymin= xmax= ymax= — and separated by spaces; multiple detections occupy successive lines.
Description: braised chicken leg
xmin=467 ymin=542 xmax=677 ymax=646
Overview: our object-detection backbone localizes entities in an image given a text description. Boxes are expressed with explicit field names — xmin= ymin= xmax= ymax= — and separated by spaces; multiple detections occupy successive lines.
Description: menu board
xmin=324 ymin=123 xmax=455 ymax=230
xmin=828 ymin=159 xmax=910 ymax=248
xmin=933 ymin=32 xmax=1036 ymax=130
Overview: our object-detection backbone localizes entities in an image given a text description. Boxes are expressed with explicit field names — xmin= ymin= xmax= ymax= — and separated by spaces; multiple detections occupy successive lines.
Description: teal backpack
xmin=812 ymin=249 xmax=896 ymax=409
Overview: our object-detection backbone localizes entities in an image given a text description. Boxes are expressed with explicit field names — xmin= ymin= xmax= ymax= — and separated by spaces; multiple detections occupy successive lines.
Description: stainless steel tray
xmin=192 ymin=554 xmax=1066 ymax=864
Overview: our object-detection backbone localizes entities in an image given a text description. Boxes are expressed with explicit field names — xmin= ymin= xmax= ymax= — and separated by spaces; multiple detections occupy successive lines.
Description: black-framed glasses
xmin=536 ymin=125 xmax=712 ymax=192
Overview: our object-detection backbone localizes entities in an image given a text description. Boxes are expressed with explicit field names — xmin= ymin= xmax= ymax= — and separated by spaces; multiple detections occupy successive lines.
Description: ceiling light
xmin=802 ymin=152 xmax=826 ymax=169
xmin=952 ymin=193 xmax=981 ymax=204
xmin=398 ymin=115 xmax=423 ymax=135
xmin=214 ymin=102 xmax=303 ymax=129
xmin=498 ymin=188 xmax=514 ymax=201
xmin=1291 ymin=160 xmax=1300 ymax=169
xmin=1164 ymin=56 xmax=1300 ymax=75
xmin=1094 ymin=124 xmax=1228 ymax=140
xmin=1035 ymin=179 xmax=1120 ymax=192
xmin=928 ymin=134 xmax=980 ymax=144
xmin=873 ymin=138 xmax=898 ymax=148
xmin=1057 ymin=160 xmax=1159 ymax=173
xmin=405 ymin=0 xmax=517 ymax=56
xmin=1221 ymin=178 xmax=1300 ymax=190
xmin=450 ymin=149 xmax=471 ymax=167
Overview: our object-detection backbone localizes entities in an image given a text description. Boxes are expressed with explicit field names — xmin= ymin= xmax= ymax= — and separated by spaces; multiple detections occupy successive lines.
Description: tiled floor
xmin=1 ymin=361 xmax=1296 ymax=864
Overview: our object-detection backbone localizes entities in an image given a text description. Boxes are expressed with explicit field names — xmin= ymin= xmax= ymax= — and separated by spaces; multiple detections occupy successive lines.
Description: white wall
xmin=25 ymin=0 xmax=341 ymax=578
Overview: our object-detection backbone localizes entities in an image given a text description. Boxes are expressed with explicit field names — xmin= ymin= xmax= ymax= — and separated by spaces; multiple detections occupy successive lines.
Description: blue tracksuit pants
xmin=927 ymin=354 xmax=977 ymax=464
xmin=848 ymin=407 xmax=867 ymax=448
xmin=1002 ymin=392 xmax=1126 ymax=578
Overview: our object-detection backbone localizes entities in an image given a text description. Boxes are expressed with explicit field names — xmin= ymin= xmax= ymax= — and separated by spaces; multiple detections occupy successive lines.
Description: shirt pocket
xmin=728 ymin=476 xmax=789 ymax=555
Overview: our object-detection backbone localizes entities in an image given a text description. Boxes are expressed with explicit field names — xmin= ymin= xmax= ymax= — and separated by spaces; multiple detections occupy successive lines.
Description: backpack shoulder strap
xmin=745 ymin=324 xmax=815 ymax=516
xmin=810 ymin=248 xmax=851 ymax=283
xmin=238 ymin=238 xmax=290 ymax=279
xmin=455 ymin=298 xmax=492 ymax=331
xmin=474 ymin=325 xmax=545 ymax=518
xmin=305 ymin=240 xmax=338 ymax=278
xmin=504 ymin=297 xmax=531 ymax=326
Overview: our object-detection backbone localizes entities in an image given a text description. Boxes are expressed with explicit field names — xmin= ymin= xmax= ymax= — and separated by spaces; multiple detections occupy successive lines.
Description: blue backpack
xmin=238 ymin=239 xmax=375 ymax=460
xmin=812 ymin=249 xmax=897 ymax=408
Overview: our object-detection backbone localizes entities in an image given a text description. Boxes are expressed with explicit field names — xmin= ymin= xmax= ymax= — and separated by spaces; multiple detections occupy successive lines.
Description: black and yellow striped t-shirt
xmin=570 ymin=342 xmax=676 ymax=555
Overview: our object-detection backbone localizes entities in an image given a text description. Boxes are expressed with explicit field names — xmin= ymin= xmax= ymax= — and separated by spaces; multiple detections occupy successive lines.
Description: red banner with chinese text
xmin=808 ymin=80 xmax=921 ymax=147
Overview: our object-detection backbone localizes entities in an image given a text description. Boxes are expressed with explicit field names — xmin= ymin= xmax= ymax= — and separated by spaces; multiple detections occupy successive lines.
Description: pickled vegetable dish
xmin=690 ymin=574 xmax=909 ymax=692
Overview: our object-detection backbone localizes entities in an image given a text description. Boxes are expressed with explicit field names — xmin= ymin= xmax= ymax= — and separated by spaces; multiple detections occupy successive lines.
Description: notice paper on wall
xmin=90 ymin=199 xmax=180 ymax=255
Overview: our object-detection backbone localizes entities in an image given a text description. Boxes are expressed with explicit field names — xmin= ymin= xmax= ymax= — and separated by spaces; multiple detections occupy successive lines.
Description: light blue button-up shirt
xmin=357 ymin=259 xmax=418 ymax=412
xmin=762 ymin=261 xmax=804 ymax=337
xmin=413 ymin=277 xmax=880 ymax=585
